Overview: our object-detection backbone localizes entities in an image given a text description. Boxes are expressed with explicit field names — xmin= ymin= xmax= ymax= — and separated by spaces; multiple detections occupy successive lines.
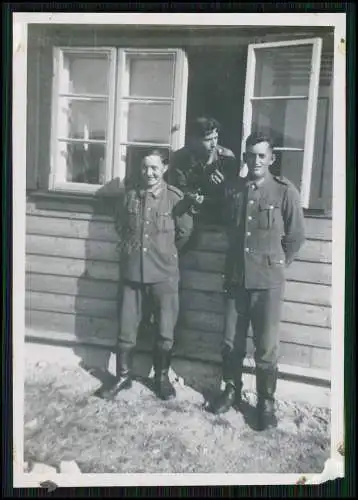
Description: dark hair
xmin=245 ymin=132 xmax=276 ymax=151
xmin=189 ymin=116 xmax=221 ymax=139
xmin=142 ymin=148 xmax=170 ymax=165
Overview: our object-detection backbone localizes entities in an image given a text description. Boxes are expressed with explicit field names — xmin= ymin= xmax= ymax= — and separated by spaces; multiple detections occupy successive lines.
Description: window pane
xmin=58 ymin=98 xmax=108 ymax=141
xmin=274 ymin=150 xmax=304 ymax=191
xmin=59 ymin=141 xmax=106 ymax=184
xmin=62 ymin=52 xmax=111 ymax=95
xmin=126 ymin=102 xmax=172 ymax=144
xmin=126 ymin=54 xmax=175 ymax=98
xmin=254 ymin=44 xmax=313 ymax=97
xmin=122 ymin=145 xmax=170 ymax=189
xmin=251 ymin=99 xmax=308 ymax=149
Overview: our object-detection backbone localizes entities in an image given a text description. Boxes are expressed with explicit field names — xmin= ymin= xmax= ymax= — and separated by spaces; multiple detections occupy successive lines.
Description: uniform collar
xmin=139 ymin=180 xmax=165 ymax=199
xmin=246 ymin=173 xmax=273 ymax=191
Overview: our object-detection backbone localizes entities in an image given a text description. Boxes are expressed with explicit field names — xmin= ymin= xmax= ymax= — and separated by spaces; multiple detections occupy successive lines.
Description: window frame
xmin=241 ymin=37 xmax=323 ymax=209
xmin=113 ymin=48 xmax=188 ymax=182
xmin=49 ymin=46 xmax=188 ymax=194
xmin=49 ymin=46 xmax=117 ymax=193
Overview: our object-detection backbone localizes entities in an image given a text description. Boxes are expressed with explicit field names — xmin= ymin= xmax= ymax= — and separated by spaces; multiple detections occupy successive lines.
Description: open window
xmin=241 ymin=38 xmax=331 ymax=209
xmin=49 ymin=47 xmax=188 ymax=193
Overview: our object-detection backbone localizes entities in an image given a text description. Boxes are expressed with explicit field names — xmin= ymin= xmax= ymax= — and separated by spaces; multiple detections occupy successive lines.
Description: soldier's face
xmin=245 ymin=141 xmax=275 ymax=180
xmin=195 ymin=129 xmax=219 ymax=157
xmin=141 ymin=155 xmax=167 ymax=188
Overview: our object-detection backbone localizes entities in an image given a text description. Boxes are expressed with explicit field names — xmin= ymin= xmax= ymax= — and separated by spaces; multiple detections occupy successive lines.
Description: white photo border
xmin=13 ymin=11 xmax=346 ymax=487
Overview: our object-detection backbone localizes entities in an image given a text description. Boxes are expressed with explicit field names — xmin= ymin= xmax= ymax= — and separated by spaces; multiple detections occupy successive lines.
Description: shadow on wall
xmin=73 ymin=178 xmax=122 ymax=383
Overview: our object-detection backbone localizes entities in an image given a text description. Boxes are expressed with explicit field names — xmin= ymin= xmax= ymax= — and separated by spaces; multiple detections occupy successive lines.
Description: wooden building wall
xmin=25 ymin=196 xmax=332 ymax=377
xmin=25 ymin=24 xmax=333 ymax=382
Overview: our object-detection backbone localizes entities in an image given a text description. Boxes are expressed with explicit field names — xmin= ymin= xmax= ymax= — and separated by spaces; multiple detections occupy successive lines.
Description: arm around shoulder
xmin=281 ymin=183 xmax=306 ymax=265
xmin=170 ymin=187 xmax=194 ymax=253
xmin=167 ymin=149 xmax=185 ymax=187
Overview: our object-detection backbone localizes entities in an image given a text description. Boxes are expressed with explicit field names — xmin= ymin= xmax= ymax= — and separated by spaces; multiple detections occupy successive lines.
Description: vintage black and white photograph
xmin=13 ymin=12 xmax=346 ymax=486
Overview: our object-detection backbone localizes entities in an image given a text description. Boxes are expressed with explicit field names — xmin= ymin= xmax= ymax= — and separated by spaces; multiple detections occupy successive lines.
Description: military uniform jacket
xmin=225 ymin=174 xmax=306 ymax=289
xmin=115 ymin=181 xmax=193 ymax=284
xmin=167 ymin=145 xmax=238 ymax=207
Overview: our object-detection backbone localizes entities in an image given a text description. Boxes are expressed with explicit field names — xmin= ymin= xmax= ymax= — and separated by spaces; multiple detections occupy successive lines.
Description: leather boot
xmin=153 ymin=348 xmax=176 ymax=401
xmin=233 ymin=378 xmax=244 ymax=410
xmin=97 ymin=348 xmax=133 ymax=400
xmin=209 ymin=347 xmax=243 ymax=414
xmin=256 ymin=367 xmax=278 ymax=431
xmin=209 ymin=383 xmax=236 ymax=414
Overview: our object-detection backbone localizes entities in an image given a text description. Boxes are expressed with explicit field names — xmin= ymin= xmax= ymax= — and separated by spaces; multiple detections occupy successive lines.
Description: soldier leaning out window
xmin=165 ymin=116 xmax=238 ymax=226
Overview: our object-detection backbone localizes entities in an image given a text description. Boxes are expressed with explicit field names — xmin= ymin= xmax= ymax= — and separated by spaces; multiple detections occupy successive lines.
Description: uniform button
xmin=143 ymin=248 xmax=147 ymax=252
xmin=146 ymin=221 xmax=150 ymax=225
xmin=245 ymin=247 xmax=250 ymax=252
xmin=247 ymin=232 xmax=251 ymax=236
xmin=280 ymin=259 xmax=284 ymax=264
xmin=144 ymin=234 xmax=149 ymax=238
xmin=249 ymin=200 xmax=255 ymax=205
xmin=248 ymin=216 xmax=253 ymax=221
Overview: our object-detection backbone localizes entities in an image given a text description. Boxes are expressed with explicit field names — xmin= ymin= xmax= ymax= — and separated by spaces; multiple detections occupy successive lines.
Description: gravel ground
xmin=24 ymin=359 xmax=331 ymax=474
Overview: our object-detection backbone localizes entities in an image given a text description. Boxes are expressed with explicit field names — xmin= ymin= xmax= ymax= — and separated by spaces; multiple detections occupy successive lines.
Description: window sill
xmin=28 ymin=189 xmax=98 ymax=202
xmin=26 ymin=182 xmax=125 ymax=218
xmin=27 ymin=181 xmax=125 ymax=202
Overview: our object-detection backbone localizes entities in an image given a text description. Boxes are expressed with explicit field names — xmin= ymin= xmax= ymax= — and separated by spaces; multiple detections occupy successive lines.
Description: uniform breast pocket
xmin=156 ymin=211 xmax=175 ymax=233
xmin=257 ymin=201 xmax=279 ymax=229
xmin=267 ymin=256 xmax=285 ymax=267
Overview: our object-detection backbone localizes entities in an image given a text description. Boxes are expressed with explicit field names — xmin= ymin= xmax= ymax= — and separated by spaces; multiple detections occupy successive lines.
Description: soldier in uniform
xmin=208 ymin=133 xmax=306 ymax=431
xmin=97 ymin=149 xmax=193 ymax=402
xmin=166 ymin=117 xmax=238 ymax=225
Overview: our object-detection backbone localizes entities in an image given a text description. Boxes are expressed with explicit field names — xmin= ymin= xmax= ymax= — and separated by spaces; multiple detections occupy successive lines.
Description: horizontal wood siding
xmin=25 ymin=200 xmax=332 ymax=373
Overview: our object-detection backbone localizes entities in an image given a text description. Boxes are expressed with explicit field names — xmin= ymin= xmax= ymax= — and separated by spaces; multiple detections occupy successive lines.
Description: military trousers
xmin=222 ymin=284 xmax=284 ymax=386
xmin=118 ymin=278 xmax=179 ymax=353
